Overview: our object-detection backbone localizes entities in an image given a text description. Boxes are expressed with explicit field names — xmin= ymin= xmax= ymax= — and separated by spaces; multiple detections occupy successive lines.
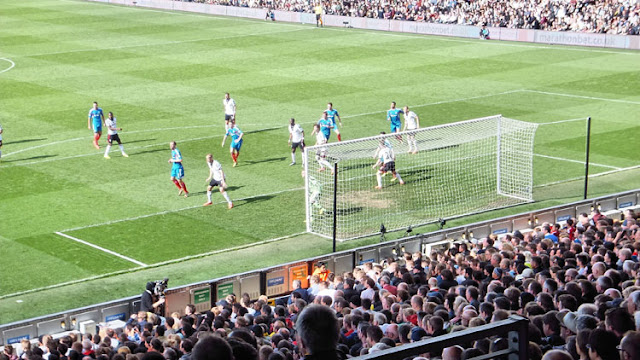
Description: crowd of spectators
xmin=192 ymin=0 xmax=640 ymax=35
xmin=4 ymin=207 xmax=640 ymax=360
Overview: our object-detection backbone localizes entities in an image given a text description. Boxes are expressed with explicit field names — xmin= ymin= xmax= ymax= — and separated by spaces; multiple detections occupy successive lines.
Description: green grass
xmin=0 ymin=0 xmax=639 ymax=324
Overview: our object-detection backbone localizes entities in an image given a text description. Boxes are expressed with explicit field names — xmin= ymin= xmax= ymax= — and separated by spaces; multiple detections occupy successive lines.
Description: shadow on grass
xmin=133 ymin=148 xmax=166 ymax=156
xmin=7 ymin=138 xmax=47 ymax=145
xmin=3 ymin=154 xmax=57 ymax=162
xmin=243 ymin=157 xmax=286 ymax=165
xmin=234 ymin=194 xmax=275 ymax=208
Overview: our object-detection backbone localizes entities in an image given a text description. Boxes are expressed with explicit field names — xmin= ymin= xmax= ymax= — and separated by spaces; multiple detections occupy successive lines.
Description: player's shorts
xmin=209 ymin=179 xmax=223 ymax=188
xmin=107 ymin=134 xmax=121 ymax=145
xmin=171 ymin=166 xmax=185 ymax=179
xmin=93 ymin=125 xmax=102 ymax=133
xmin=331 ymin=123 xmax=340 ymax=132
xmin=381 ymin=161 xmax=395 ymax=173
xmin=322 ymin=131 xmax=331 ymax=141
xmin=316 ymin=14 xmax=321 ymax=20
xmin=231 ymin=139 xmax=243 ymax=151
xmin=406 ymin=128 xmax=417 ymax=137
xmin=292 ymin=141 xmax=304 ymax=151
xmin=390 ymin=123 xmax=401 ymax=133
xmin=225 ymin=114 xmax=234 ymax=121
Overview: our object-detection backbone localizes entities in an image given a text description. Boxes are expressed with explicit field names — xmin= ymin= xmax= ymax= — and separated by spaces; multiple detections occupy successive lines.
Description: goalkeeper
xmin=372 ymin=140 xmax=404 ymax=189
xmin=308 ymin=175 xmax=326 ymax=216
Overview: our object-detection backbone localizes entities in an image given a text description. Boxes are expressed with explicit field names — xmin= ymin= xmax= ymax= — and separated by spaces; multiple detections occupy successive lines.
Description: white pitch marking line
xmin=1 ymin=230 xmax=307 ymax=300
xmin=2 ymin=91 xmax=517 ymax=164
xmin=534 ymin=164 xmax=640 ymax=188
xmin=534 ymin=153 xmax=621 ymax=170
xmin=522 ymin=90 xmax=640 ymax=106
xmin=340 ymin=90 xmax=523 ymax=119
xmin=537 ymin=117 xmax=589 ymax=125
xmin=0 ymin=58 xmax=15 ymax=74
xmin=54 ymin=231 xmax=148 ymax=267
xmin=59 ymin=186 xmax=304 ymax=232
xmin=3 ymin=137 xmax=85 ymax=158
xmin=16 ymin=27 xmax=311 ymax=58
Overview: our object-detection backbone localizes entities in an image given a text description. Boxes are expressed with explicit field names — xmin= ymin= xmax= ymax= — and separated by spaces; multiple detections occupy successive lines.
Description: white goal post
xmin=303 ymin=115 xmax=539 ymax=241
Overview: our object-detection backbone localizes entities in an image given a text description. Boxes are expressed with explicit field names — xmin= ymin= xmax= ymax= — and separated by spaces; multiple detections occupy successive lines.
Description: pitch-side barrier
xmin=88 ymin=0 xmax=640 ymax=50
xmin=0 ymin=189 xmax=638 ymax=346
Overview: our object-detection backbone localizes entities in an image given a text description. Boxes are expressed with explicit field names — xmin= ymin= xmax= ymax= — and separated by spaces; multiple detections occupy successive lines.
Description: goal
xmin=303 ymin=115 xmax=539 ymax=241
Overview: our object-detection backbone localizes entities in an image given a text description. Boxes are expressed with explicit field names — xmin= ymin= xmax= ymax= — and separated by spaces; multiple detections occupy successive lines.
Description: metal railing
xmin=356 ymin=316 xmax=529 ymax=360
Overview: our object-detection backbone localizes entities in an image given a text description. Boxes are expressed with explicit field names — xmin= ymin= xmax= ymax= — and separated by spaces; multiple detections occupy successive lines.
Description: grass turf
xmin=0 ymin=0 xmax=639 ymax=324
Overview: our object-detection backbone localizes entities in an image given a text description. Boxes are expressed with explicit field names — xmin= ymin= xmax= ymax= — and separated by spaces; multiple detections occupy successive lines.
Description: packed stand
xmin=5 ymin=207 xmax=640 ymax=360
xmin=194 ymin=0 xmax=640 ymax=35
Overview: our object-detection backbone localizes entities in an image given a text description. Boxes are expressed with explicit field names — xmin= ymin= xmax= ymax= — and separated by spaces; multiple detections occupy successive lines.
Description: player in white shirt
xmin=0 ymin=122 xmax=3 ymax=161
xmin=288 ymin=118 xmax=305 ymax=166
xmin=311 ymin=123 xmax=333 ymax=174
xmin=402 ymin=106 xmax=420 ymax=154
xmin=372 ymin=141 xmax=404 ymax=189
xmin=203 ymin=153 xmax=233 ymax=209
xmin=103 ymin=112 xmax=128 ymax=159
xmin=223 ymin=93 xmax=236 ymax=131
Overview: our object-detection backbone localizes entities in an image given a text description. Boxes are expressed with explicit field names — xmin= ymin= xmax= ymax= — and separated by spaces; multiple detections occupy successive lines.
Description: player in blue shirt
xmin=387 ymin=101 xmax=404 ymax=143
xmin=221 ymin=119 xmax=244 ymax=167
xmin=87 ymin=101 xmax=104 ymax=149
xmin=325 ymin=103 xmax=343 ymax=142
xmin=317 ymin=111 xmax=333 ymax=142
xmin=169 ymin=141 xmax=189 ymax=197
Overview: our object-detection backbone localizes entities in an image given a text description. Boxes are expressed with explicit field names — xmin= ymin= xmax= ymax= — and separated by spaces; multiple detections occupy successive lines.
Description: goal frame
xmin=304 ymin=114 xmax=537 ymax=241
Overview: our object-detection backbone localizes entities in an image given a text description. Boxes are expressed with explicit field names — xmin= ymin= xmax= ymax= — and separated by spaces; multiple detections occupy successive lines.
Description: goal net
xmin=303 ymin=115 xmax=539 ymax=241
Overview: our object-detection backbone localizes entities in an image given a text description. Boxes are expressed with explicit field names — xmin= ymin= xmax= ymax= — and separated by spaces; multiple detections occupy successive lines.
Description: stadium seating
xmin=203 ymin=0 xmax=640 ymax=35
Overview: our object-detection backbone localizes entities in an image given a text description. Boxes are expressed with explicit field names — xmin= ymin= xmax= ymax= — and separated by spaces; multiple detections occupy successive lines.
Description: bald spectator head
xmin=442 ymin=345 xmax=464 ymax=360
xmin=592 ymin=262 xmax=606 ymax=278
xmin=541 ymin=350 xmax=573 ymax=360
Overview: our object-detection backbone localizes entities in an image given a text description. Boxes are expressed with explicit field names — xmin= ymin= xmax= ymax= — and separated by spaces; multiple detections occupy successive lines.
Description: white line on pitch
xmin=54 ymin=231 xmax=148 ymax=267
xmin=2 ymin=91 xmax=516 ymax=163
xmin=534 ymin=154 xmax=621 ymax=169
xmin=340 ymin=90 xmax=523 ymax=119
xmin=534 ymin=164 xmax=640 ymax=188
xmin=522 ymin=90 xmax=640 ymax=105
xmin=1 ymin=230 xmax=308 ymax=300
xmin=15 ymin=27 xmax=311 ymax=58
xmin=59 ymin=186 xmax=304 ymax=232
xmin=537 ymin=117 xmax=589 ymax=125
xmin=0 ymin=58 xmax=15 ymax=74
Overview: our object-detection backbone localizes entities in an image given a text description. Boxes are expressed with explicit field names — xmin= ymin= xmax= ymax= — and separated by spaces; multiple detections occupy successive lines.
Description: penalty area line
xmin=54 ymin=231 xmax=148 ymax=267
xmin=59 ymin=186 xmax=304 ymax=232
xmin=1 ymin=231 xmax=307 ymax=300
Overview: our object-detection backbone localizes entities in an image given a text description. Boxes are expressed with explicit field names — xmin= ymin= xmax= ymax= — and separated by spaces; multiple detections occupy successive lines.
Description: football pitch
xmin=1 ymin=0 xmax=639 ymax=323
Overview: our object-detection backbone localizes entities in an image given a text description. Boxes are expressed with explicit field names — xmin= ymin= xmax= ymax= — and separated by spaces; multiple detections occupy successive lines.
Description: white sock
xmin=395 ymin=171 xmax=403 ymax=183
xmin=119 ymin=144 xmax=125 ymax=153
xmin=207 ymin=191 xmax=212 ymax=202
xmin=222 ymin=192 xmax=231 ymax=203
xmin=0 ymin=150 xmax=2 ymax=159
xmin=291 ymin=153 xmax=296 ymax=163
xmin=104 ymin=145 xmax=111 ymax=156
xmin=376 ymin=172 xmax=382 ymax=187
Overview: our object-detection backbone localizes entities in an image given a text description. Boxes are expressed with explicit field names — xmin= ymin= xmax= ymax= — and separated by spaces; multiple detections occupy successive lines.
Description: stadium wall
xmin=1 ymin=189 xmax=639 ymax=346
xmin=88 ymin=0 xmax=640 ymax=50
